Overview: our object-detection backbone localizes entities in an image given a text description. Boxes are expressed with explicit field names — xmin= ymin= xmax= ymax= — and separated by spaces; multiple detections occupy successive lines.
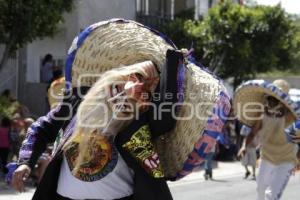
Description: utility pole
xmin=194 ymin=0 xmax=199 ymax=20
xmin=171 ymin=0 xmax=175 ymax=20
xmin=145 ymin=0 xmax=149 ymax=15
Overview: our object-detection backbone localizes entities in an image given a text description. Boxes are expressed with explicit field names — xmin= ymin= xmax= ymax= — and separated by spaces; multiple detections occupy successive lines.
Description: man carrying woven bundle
xmin=11 ymin=19 xmax=230 ymax=200
xmin=235 ymin=79 xmax=300 ymax=200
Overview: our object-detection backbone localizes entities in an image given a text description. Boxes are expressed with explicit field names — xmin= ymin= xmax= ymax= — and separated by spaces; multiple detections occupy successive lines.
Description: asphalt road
xmin=169 ymin=171 xmax=300 ymax=200
xmin=1 ymin=162 xmax=299 ymax=200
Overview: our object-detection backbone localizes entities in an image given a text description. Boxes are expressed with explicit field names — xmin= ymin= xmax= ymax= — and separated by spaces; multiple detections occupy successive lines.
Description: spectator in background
xmin=5 ymin=117 xmax=49 ymax=185
xmin=0 ymin=117 xmax=11 ymax=174
xmin=1 ymin=89 xmax=15 ymax=102
xmin=41 ymin=54 xmax=54 ymax=83
xmin=216 ymin=106 xmax=238 ymax=161
xmin=204 ymin=143 xmax=217 ymax=180
xmin=204 ymin=135 xmax=230 ymax=180
xmin=240 ymin=125 xmax=259 ymax=180
xmin=9 ymin=116 xmax=24 ymax=161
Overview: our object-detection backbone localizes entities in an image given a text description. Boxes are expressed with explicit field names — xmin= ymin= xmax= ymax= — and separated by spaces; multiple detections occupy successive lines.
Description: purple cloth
xmin=5 ymin=162 xmax=18 ymax=184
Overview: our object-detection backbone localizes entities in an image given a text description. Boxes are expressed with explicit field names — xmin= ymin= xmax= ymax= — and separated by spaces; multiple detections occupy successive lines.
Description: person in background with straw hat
xmin=235 ymin=79 xmax=300 ymax=200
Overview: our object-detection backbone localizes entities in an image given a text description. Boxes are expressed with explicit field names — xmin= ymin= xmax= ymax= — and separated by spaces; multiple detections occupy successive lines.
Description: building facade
xmin=16 ymin=0 xmax=136 ymax=116
xmin=1 ymin=0 xmax=243 ymax=116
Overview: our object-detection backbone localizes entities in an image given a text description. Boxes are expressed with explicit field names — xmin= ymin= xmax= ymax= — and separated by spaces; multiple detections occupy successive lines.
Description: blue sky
xmin=256 ymin=0 xmax=300 ymax=14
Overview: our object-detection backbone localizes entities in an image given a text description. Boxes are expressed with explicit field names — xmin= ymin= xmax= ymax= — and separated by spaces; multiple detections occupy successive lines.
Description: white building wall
xmin=0 ymin=45 xmax=19 ymax=96
xmin=26 ymin=30 xmax=67 ymax=83
xmin=186 ymin=0 xmax=194 ymax=8
xmin=26 ymin=0 xmax=136 ymax=83
xmin=199 ymin=0 xmax=209 ymax=16
xmin=78 ymin=0 xmax=136 ymax=29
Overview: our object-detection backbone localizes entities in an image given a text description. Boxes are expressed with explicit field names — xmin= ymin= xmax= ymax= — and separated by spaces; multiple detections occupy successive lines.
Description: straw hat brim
xmin=233 ymin=80 xmax=300 ymax=127
xmin=154 ymin=62 xmax=231 ymax=178
xmin=66 ymin=19 xmax=231 ymax=178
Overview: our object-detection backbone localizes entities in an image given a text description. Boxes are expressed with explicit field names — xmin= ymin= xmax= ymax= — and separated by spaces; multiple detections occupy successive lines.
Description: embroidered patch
xmin=64 ymin=132 xmax=118 ymax=182
xmin=122 ymin=125 xmax=164 ymax=178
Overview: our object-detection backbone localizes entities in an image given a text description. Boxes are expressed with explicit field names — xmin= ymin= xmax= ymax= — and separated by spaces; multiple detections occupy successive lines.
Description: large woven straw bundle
xmin=155 ymin=62 xmax=223 ymax=177
xmin=65 ymin=19 xmax=230 ymax=179
xmin=68 ymin=19 xmax=174 ymax=87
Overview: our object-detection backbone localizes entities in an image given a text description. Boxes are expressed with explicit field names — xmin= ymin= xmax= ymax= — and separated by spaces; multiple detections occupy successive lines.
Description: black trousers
xmin=0 ymin=148 xmax=9 ymax=174
xmin=56 ymin=193 xmax=133 ymax=200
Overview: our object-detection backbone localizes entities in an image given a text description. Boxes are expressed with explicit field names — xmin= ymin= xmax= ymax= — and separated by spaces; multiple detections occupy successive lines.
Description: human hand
xmin=11 ymin=164 xmax=31 ymax=192
xmin=143 ymin=153 xmax=160 ymax=170
xmin=237 ymin=147 xmax=246 ymax=160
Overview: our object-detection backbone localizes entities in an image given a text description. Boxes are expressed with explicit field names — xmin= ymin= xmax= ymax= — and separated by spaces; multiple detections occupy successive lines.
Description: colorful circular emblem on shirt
xmin=64 ymin=132 xmax=118 ymax=182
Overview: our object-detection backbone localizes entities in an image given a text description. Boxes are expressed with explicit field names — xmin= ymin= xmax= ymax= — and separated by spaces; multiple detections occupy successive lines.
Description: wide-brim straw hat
xmin=233 ymin=79 xmax=300 ymax=127
xmin=65 ymin=19 xmax=231 ymax=179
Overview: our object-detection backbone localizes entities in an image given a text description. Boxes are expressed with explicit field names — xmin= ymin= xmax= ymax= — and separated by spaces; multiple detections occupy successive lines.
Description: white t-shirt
xmin=57 ymin=154 xmax=134 ymax=200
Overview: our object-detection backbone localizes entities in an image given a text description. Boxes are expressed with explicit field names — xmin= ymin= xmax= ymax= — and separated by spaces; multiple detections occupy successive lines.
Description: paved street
xmin=0 ymin=161 xmax=299 ymax=200
xmin=169 ymin=162 xmax=300 ymax=200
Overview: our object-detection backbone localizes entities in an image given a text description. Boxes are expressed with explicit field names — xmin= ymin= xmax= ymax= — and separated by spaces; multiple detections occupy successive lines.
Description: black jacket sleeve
xmin=18 ymin=89 xmax=82 ymax=169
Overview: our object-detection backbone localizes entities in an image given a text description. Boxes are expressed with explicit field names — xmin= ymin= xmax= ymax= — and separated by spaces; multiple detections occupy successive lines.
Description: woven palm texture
xmin=65 ymin=19 xmax=230 ymax=178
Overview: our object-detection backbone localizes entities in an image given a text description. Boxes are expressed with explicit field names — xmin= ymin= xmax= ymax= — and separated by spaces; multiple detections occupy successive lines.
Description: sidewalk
xmin=0 ymin=161 xmax=244 ymax=189
xmin=1 ymin=161 xmax=298 ymax=200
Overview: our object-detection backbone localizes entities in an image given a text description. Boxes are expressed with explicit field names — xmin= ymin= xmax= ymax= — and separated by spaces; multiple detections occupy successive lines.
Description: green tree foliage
xmin=0 ymin=96 xmax=20 ymax=118
xmin=0 ymin=0 xmax=73 ymax=70
xmin=164 ymin=1 xmax=298 ymax=88
xmin=291 ymin=16 xmax=300 ymax=70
